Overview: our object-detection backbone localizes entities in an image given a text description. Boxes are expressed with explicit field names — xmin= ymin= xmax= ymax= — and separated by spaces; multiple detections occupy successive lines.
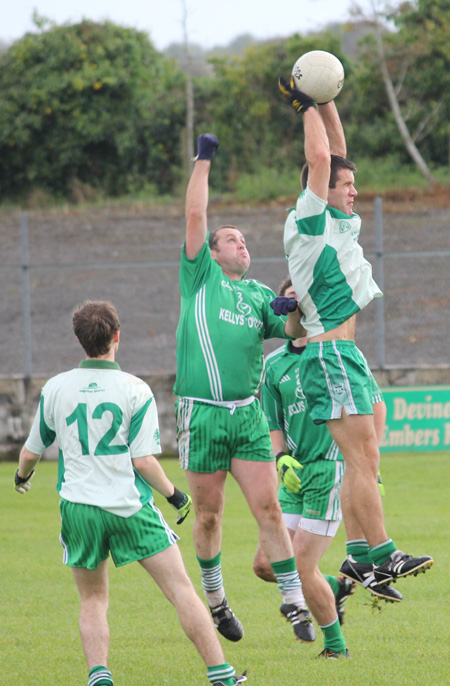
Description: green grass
xmin=353 ymin=157 xmax=450 ymax=194
xmin=230 ymin=160 xmax=450 ymax=204
xmin=2 ymin=453 xmax=449 ymax=685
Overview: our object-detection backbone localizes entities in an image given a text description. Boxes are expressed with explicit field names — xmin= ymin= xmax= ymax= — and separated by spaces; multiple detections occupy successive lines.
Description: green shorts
xmin=176 ymin=398 xmax=274 ymax=472
xmin=299 ymin=340 xmax=374 ymax=424
xmin=59 ymin=498 xmax=178 ymax=570
xmin=278 ymin=459 xmax=344 ymax=520
xmin=365 ymin=361 xmax=383 ymax=404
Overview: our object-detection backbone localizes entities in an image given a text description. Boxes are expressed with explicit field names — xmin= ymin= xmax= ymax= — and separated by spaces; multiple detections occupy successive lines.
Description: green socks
xmin=370 ymin=539 xmax=397 ymax=566
xmin=319 ymin=617 xmax=346 ymax=653
xmin=207 ymin=663 xmax=235 ymax=685
xmin=323 ymin=574 xmax=339 ymax=596
xmin=271 ymin=558 xmax=302 ymax=604
xmin=346 ymin=539 xmax=371 ymax=563
xmin=347 ymin=537 xmax=397 ymax=566
xmin=198 ymin=552 xmax=225 ymax=606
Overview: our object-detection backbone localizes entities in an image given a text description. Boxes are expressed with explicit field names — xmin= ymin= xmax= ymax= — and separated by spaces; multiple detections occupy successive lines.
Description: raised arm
xmin=318 ymin=101 xmax=346 ymax=157
xmin=278 ymin=76 xmax=332 ymax=202
xmin=303 ymin=107 xmax=332 ymax=201
xmin=184 ymin=134 xmax=219 ymax=260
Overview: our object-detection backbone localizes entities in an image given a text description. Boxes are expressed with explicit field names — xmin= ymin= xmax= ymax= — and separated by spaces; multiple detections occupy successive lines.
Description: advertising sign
xmin=380 ymin=386 xmax=450 ymax=452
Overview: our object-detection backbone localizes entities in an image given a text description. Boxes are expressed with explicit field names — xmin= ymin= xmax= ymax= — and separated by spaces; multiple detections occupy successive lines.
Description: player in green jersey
xmin=15 ymin=300 xmax=246 ymax=686
xmin=255 ymin=276 xmax=349 ymax=658
xmin=254 ymin=278 xmax=402 ymax=658
xmin=175 ymin=133 xmax=307 ymax=644
xmin=276 ymin=77 xmax=433 ymax=591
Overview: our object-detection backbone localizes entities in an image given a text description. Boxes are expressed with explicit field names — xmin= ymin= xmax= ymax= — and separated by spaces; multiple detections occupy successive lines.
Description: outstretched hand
xmin=278 ymin=76 xmax=316 ymax=115
xmin=195 ymin=134 xmax=220 ymax=161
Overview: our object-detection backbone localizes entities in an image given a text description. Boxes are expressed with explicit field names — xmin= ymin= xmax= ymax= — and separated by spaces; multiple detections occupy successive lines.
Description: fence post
xmin=21 ymin=212 xmax=32 ymax=377
xmin=374 ymin=197 xmax=385 ymax=369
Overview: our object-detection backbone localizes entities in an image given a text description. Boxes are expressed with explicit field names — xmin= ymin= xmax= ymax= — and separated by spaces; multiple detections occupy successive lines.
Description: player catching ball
xmin=276 ymin=73 xmax=433 ymax=593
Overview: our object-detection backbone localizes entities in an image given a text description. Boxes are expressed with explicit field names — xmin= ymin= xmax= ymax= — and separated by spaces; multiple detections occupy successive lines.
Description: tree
xmin=193 ymin=33 xmax=349 ymax=191
xmin=352 ymin=0 xmax=450 ymax=184
xmin=389 ymin=0 xmax=450 ymax=168
xmin=181 ymin=0 xmax=195 ymax=170
xmin=0 ymin=19 xmax=185 ymax=200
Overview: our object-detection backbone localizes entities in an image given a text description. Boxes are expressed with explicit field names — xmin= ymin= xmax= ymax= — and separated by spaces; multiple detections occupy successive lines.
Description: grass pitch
xmin=1 ymin=453 xmax=449 ymax=686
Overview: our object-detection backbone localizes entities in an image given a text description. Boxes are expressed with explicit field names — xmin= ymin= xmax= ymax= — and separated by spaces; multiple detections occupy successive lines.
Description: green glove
xmin=276 ymin=453 xmax=303 ymax=494
xmin=377 ymin=470 xmax=386 ymax=497
xmin=278 ymin=76 xmax=316 ymax=115
xmin=166 ymin=487 xmax=192 ymax=524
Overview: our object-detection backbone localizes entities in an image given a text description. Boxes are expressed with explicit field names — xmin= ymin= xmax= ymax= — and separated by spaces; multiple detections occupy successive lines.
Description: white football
xmin=292 ymin=50 xmax=344 ymax=104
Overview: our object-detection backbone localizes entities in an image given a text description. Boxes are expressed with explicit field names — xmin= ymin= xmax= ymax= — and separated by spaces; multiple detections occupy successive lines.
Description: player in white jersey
xmin=276 ymin=77 xmax=432 ymax=593
xmin=255 ymin=277 xmax=402 ymax=660
xmin=14 ymin=300 xmax=247 ymax=686
xmin=176 ymin=133 xmax=307 ymax=645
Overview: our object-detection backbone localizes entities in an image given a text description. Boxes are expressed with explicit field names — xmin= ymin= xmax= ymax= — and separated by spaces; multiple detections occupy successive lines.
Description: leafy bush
xmin=0 ymin=20 xmax=185 ymax=200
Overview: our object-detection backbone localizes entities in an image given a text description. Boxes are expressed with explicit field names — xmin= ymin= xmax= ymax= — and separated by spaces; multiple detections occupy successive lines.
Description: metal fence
xmin=1 ymin=198 xmax=449 ymax=377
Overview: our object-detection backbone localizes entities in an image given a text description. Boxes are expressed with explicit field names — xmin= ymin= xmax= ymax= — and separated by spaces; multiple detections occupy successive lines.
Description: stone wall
xmin=0 ymin=373 xmax=178 ymax=461
xmin=2 ymin=368 xmax=450 ymax=461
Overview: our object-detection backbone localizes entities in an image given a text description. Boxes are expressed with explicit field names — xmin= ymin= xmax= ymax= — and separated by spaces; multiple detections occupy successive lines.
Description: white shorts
xmin=282 ymin=512 xmax=340 ymax=537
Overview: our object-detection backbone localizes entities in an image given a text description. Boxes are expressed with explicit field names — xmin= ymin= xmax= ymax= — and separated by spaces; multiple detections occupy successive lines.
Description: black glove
xmin=196 ymin=133 xmax=220 ymax=161
xmin=14 ymin=468 xmax=35 ymax=494
xmin=270 ymin=297 xmax=298 ymax=316
xmin=166 ymin=487 xmax=192 ymax=524
xmin=278 ymin=76 xmax=316 ymax=115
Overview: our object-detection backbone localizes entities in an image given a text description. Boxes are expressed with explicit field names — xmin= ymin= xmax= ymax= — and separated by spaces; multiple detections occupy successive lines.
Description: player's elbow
xmin=186 ymin=206 xmax=204 ymax=227
xmin=310 ymin=149 xmax=331 ymax=173
xmin=20 ymin=446 xmax=39 ymax=463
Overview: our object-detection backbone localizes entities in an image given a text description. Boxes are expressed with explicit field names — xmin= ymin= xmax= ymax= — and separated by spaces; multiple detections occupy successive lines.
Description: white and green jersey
xmin=25 ymin=360 xmax=161 ymax=517
xmin=261 ymin=341 xmax=343 ymax=465
xmin=175 ymin=241 xmax=287 ymax=401
xmin=284 ymin=186 xmax=382 ymax=337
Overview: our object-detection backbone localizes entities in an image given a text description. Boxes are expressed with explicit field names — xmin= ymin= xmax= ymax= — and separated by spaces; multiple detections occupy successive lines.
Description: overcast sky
xmin=2 ymin=0 xmax=369 ymax=50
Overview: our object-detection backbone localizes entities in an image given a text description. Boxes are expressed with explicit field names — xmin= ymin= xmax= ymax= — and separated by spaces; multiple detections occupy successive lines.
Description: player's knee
xmin=196 ymin=508 xmax=222 ymax=532
xmin=259 ymin=499 xmax=283 ymax=525
xmin=253 ymin=554 xmax=276 ymax=582
xmin=80 ymin=594 xmax=109 ymax=617
xmin=253 ymin=563 xmax=276 ymax=582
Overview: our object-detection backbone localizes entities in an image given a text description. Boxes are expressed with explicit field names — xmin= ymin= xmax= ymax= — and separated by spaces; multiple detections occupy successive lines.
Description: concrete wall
xmin=2 ymin=368 xmax=450 ymax=461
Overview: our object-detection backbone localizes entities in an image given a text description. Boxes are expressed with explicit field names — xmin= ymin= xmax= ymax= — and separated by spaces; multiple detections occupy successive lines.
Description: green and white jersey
xmin=284 ymin=186 xmax=382 ymax=337
xmin=261 ymin=341 xmax=343 ymax=465
xmin=25 ymin=360 xmax=161 ymax=517
xmin=175 ymin=241 xmax=287 ymax=401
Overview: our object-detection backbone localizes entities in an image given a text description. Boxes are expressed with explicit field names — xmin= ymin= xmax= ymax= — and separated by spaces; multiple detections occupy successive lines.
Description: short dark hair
xmin=301 ymin=154 xmax=357 ymax=191
xmin=278 ymin=276 xmax=292 ymax=297
xmin=72 ymin=300 xmax=120 ymax=358
xmin=209 ymin=225 xmax=239 ymax=251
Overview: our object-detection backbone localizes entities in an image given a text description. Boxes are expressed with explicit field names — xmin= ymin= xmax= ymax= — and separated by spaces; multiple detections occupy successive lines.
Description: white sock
xmin=205 ymin=588 xmax=226 ymax=608
xmin=283 ymin=587 xmax=306 ymax=608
